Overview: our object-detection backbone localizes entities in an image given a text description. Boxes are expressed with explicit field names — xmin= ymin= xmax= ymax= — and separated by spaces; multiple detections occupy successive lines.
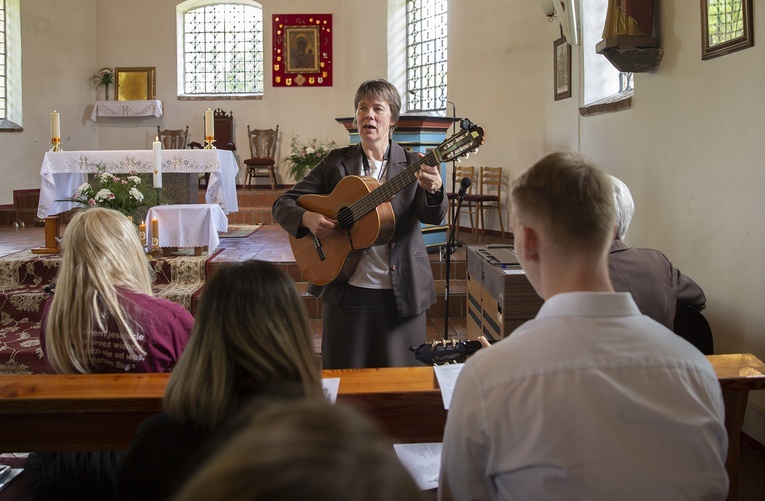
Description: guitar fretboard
xmin=334 ymin=128 xmax=479 ymax=229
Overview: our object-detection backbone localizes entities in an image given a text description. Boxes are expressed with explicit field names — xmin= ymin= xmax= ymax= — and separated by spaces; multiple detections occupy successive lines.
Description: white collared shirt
xmin=440 ymin=292 xmax=728 ymax=501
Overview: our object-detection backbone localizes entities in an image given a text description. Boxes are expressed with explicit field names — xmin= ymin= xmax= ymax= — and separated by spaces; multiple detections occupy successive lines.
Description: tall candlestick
xmin=205 ymin=108 xmax=214 ymax=140
xmin=152 ymin=136 xmax=163 ymax=188
xmin=50 ymin=111 xmax=60 ymax=139
xmin=139 ymin=220 xmax=147 ymax=249
xmin=151 ymin=218 xmax=159 ymax=250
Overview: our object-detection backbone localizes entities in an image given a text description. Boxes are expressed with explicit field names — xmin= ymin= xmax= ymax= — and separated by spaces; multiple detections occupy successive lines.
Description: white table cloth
xmin=90 ymin=100 xmax=163 ymax=121
xmin=37 ymin=149 xmax=239 ymax=218
xmin=146 ymin=204 xmax=228 ymax=253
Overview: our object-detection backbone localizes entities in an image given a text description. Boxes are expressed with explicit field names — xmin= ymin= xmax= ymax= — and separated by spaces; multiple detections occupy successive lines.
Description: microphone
xmin=458 ymin=177 xmax=471 ymax=197
xmin=460 ymin=118 xmax=475 ymax=131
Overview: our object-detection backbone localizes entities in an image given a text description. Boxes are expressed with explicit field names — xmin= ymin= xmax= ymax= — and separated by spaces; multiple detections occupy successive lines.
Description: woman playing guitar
xmin=272 ymin=79 xmax=448 ymax=369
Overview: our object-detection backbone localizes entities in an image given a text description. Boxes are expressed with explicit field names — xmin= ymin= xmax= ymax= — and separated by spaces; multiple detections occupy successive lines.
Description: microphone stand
xmin=443 ymin=188 xmax=468 ymax=340
xmin=446 ymin=100 xmax=458 ymax=225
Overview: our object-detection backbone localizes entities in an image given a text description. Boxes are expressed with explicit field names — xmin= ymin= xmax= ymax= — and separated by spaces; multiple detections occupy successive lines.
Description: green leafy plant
xmin=90 ymin=67 xmax=114 ymax=87
xmin=56 ymin=167 xmax=161 ymax=220
xmin=90 ymin=67 xmax=114 ymax=100
xmin=283 ymin=136 xmax=338 ymax=182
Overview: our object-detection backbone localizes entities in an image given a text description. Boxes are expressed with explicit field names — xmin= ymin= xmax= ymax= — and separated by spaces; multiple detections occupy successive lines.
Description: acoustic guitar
xmin=290 ymin=122 xmax=485 ymax=286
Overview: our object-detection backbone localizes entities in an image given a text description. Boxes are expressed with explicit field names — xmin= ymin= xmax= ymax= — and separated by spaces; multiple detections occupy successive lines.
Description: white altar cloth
xmin=146 ymin=204 xmax=228 ymax=253
xmin=90 ymin=100 xmax=163 ymax=121
xmin=37 ymin=149 xmax=239 ymax=218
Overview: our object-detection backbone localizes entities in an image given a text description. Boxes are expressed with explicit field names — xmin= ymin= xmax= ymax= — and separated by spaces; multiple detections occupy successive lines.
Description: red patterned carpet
xmin=0 ymin=249 xmax=221 ymax=375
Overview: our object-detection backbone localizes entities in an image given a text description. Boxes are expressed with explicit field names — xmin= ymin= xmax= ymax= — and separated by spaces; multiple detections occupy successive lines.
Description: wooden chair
xmin=463 ymin=166 xmax=505 ymax=239
xmin=190 ymin=109 xmax=237 ymax=188
xmin=156 ymin=126 xmax=189 ymax=149
xmin=446 ymin=165 xmax=476 ymax=239
xmin=244 ymin=125 xmax=279 ymax=190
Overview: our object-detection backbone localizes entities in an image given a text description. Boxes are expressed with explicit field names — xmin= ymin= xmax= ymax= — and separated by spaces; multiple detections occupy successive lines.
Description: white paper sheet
xmin=322 ymin=377 xmax=340 ymax=404
xmin=434 ymin=363 xmax=465 ymax=409
xmin=393 ymin=442 xmax=443 ymax=490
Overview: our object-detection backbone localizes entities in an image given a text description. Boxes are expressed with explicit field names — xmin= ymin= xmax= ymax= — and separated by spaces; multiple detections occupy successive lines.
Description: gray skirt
xmin=321 ymin=285 xmax=426 ymax=369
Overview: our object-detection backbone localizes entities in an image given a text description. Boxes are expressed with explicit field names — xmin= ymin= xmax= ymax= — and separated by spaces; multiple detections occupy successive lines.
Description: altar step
xmin=0 ymin=190 xmax=42 ymax=227
xmin=198 ymin=187 xmax=281 ymax=226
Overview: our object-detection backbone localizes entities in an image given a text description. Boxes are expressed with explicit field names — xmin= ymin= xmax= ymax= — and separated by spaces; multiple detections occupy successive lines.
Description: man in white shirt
xmin=439 ymin=152 xmax=728 ymax=501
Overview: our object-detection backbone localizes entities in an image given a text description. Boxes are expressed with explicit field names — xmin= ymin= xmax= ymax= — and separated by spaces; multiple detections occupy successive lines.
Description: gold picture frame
xmin=114 ymin=67 xmax=156 ymax=101
xmin=553 ymin=36 xmax=572 ymax=101
xmin=701 ymin=0 xmax=753 ymax=60
xmin=285 ymin=26 xmax=320 ymax=74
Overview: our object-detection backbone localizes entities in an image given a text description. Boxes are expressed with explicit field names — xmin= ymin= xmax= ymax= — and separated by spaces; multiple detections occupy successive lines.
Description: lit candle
xmin=151 ymin=218 xmax=159 ymax=249
xmin=139 ymin=220 xmax=147 ymax=249
xmin=205 ymin=108 xmax=214 ymax=140
xmin=152 ymin=136 xmax=162 ymax=188
xmin=50 ymin=111 xmax=60 ymax=139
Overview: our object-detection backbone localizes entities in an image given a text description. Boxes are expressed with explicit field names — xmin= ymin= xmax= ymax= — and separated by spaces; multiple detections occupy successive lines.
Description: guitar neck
xmin=347 ymin=149 xmax=440 ymax=223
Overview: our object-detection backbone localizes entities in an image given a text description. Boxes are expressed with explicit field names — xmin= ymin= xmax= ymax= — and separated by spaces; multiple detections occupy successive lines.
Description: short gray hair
xmin=610 ymin=175 xmax=634 ymax=241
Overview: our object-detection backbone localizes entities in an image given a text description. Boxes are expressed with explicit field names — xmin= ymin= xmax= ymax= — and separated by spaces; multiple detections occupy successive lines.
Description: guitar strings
xmin=335 ymin=129 xmax=477 ymax=228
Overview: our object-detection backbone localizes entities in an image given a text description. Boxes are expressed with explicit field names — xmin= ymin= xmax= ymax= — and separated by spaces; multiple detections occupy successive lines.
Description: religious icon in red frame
xmin=273 ymin=14 xmax=333 ymax=87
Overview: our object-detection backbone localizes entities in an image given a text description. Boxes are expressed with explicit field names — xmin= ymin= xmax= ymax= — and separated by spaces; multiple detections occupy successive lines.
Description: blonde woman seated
xmin=172 ymin=399 xmax=426 ymax=501
xmin=25 ymin=207 xmax=194 ymax=500
xmin=116 ymin=260 xmax=323 ymax=501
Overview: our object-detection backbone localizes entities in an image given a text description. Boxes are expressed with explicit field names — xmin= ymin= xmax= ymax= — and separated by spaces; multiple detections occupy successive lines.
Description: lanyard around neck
xmin=362 ymin=141 xmax=391 ymax=181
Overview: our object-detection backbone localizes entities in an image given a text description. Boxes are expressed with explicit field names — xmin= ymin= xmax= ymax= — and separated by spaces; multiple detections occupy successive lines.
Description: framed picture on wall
xmin=114 ymin=67 xmax=156 ymax=101
xmin=701 ymin=0 xmax=753 ymax=60
xmin=553 ymin=36 xmax=572 ymax=101
xmin=285 ymin=26 xmax=320 ymax=73
xmin=272 ymin=14 xmax=333 ymax=87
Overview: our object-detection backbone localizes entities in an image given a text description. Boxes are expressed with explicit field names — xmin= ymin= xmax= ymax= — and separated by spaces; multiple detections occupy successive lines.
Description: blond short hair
xmin=511 ymin=151 xmax=615 ymax=254
xmin=352 ymin=79 xmax=401 ymax=138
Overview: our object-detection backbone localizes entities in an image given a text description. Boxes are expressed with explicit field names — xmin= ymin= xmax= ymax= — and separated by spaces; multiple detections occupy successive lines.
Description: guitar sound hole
xmin=337 ymin=206 xmax=354 ymax=230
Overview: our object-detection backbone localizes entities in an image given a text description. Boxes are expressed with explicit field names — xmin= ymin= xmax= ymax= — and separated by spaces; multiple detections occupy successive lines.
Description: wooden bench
xmin=0 ymin=355 xmax=763 ymax=501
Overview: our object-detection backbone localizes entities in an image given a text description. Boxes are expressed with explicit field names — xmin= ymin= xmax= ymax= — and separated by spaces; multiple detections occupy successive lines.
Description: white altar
xmin=90 ymin=100 xmax=163 ymax=121
xmin=146 ymin=204 xmax=228 ymax=254
xmin=37 ymin=149 xmax=239 ymax=219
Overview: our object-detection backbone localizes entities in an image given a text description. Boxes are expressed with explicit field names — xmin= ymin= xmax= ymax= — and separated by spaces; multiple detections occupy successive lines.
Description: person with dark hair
xmin=439 ymin=152 xmax=727 ymax=500
xmin=25 ymin=207 xmax=193 ymax=501
xmin=116 ymin=260 xmax=323 ymax=501
xmin=171 ymin=400 xmax=427 ymax=501
xmin=609 ymin=175 xmax=706 ymax=330
xmin=273 ymin=79 xmax=448 ymax=369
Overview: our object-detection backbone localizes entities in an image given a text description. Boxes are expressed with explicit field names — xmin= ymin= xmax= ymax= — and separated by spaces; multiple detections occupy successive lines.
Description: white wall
xmin=0 ymin=0 xmax=98 ymax=203
xmin=577 ymin=2 xmax=765 ymax=438
xmin=5 ymin=0 xmax=765 ymax=438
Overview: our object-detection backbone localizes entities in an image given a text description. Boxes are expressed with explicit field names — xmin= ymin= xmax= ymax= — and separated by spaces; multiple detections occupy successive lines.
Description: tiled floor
xmin=3 ymin=222 xmax=764 ymax=499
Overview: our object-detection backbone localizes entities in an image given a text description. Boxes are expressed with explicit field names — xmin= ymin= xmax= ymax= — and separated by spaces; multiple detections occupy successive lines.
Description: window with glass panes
xmin=182 ymin=2 xmax=264 ymax=96
xmin=406 ymin=0 xmax=447 ymax=114
xmin=0 ymin=0 xmax=7 ymax=119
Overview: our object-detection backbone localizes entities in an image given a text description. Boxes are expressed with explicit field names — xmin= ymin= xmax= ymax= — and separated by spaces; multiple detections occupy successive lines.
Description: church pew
xmin=0 ymin=355 xmax=763 ymax=501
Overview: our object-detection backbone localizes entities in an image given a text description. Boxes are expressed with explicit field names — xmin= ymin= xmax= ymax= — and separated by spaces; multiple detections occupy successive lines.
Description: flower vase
xmin=104 ymin=84 xmax=109 ymax=101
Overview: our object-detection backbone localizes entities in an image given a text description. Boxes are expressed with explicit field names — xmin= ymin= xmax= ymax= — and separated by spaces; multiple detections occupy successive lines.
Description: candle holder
xmin=148 ymin=235 xmax=161 ymax=258
xmin=204 ymin=136 xmax=217 ymax=150
xmin=50 ymin=137 xmax=62 ymax=152
xmin=147 ymin=246 xmax=162 ymax=259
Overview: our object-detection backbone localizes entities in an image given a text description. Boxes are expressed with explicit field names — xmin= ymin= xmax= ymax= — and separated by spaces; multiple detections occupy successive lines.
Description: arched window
xmin=177 ymin=0 xmax=264 ymax=98
xmin=0 ymin=0 xmax=21 ymax=130
xmin=581 ymin=0 xmax=633 ymax=111
xmin=0 ymin=0 xmax=7 ymax=120
xmin=406 ymin=0 xmax=447 ymax=114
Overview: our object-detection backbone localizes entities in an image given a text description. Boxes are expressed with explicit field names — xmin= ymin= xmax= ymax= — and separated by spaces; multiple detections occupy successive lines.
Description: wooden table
xmin=0 ymin=355 xmax=763 ymax=500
